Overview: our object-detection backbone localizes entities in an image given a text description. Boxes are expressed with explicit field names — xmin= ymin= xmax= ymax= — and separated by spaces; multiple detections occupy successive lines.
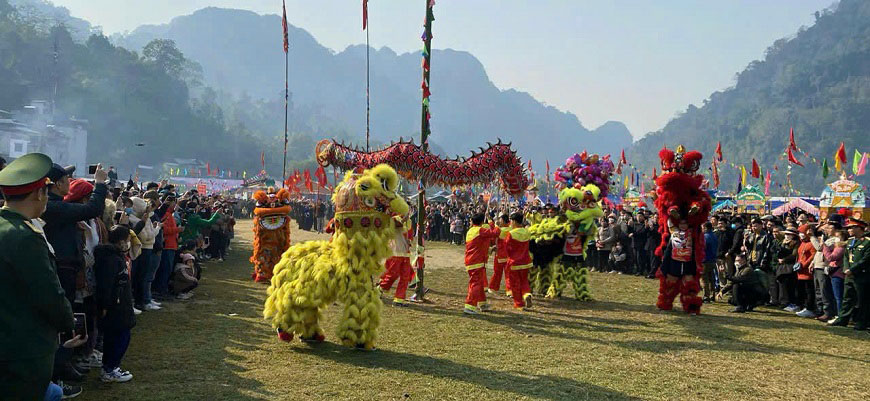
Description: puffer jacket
xmin=94 ymin=244 xmax=136 ymax=331
xmin=161 ymin=207 xmax=181 ymax=250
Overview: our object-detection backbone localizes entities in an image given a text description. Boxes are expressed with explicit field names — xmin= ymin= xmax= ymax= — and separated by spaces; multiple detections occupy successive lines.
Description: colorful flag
xmin=711 ymin=163 xmax=719 ymax=188
xmin=852 ymin=149 xmax=862 ymax=175
xmin=261 ymin=151 xmax=265 ymax=169
xmin=787 ymin=147 xmax=804 ymax=167
xmin=652 ymin=168 xmax=657 ymax=181
xmin=740 ymin=165 xmax=747 ymax=187
xmin=751 ymin=159 xmax=760 ymax=178
xmin=764 ymin=171 xmax=771 ymax=196
xmin=282 ymin=0 xmax=289 ymax=53
xmin=821 ymin=158 xmax=829 ymax=179
xmin=858 ymin=153 xmax=868 ymax=176
xmin=623 ymin=175 xmax=629 ymax=189
xmin=206 ymin=162 xmax=211 ymax=176
xmin=545 ymin=160 xmax=550 ymax=184
xmin=362 ymin=0 xmax=368 ymax=30
xmin=715 ymin=142 xmax=723 ymax=162
xmin=315 ymin=166 xmax=327 ymax=188
xmin=789 ymin=127 xmax=798 ymax=151
xmin=835 ymin=142 xmax=846 ymax=171
xmin=620 ymin=149 xmax=627 ymax=165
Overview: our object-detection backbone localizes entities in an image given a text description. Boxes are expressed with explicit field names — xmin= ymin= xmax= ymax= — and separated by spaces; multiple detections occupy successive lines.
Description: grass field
xmin=82 ymin=219 xmax=869 ymax=400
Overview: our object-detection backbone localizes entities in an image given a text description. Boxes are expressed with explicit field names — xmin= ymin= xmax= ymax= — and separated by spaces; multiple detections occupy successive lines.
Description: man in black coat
xmin=629 ymin=213 xmax=650 ymax=276
xmin=42 ymin=164 xmax=108 ymax=303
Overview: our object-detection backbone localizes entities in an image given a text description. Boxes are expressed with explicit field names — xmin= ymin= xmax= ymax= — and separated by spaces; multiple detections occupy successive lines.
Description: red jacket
xmin=162 ymin=208 xmax=181 ymax=250
xmin=797 ymin=240 xmax=816 ymax=280
xmin=465 ymin=224 xmax=500 ymax=270
xmin=506 ymin=227 xmax=532 ymax=270
xmin=495 ymin=228 xmax=510 ymax=264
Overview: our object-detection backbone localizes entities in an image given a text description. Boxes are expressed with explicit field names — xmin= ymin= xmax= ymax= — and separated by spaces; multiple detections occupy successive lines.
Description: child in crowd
xmin=94 ymin=226 xmax=136 ymax=383
xmin=609 ymin=242 xmax=628 ymax=274
xmin=171 ymin=253 xmax=199 ymax=300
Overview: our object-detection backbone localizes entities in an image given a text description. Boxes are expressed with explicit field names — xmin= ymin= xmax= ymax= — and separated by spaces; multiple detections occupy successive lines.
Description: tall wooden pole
xmin=414 ymin=0 xmax=434 ymax=301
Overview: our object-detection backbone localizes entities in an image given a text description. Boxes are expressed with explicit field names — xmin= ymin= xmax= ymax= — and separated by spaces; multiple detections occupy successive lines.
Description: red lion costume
xmin=653 ymin=146 xmax=712 ymax=314
xmin=250 ymin=188 xmax=292 ymax=282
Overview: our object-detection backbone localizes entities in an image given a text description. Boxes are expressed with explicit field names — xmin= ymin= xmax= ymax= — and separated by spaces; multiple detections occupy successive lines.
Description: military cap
xmin=0 ymin=153 xmax=54 ymax=196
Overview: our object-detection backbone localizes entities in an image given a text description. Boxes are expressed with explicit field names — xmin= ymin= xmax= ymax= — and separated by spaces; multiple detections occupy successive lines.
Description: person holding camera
xmin=94 ymin=226 xmax=137 ymax=383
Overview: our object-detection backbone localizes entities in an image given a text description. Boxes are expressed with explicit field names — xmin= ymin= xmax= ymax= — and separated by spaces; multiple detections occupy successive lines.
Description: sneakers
xmin=783 ymin=304 xmax=800 ymax=313
xmin=796 ymin=308 xmax=817 ymax=318
xmin=463 ymin=306 xmax=479 ymax=315
xmin=523 ymin=293 xmax=533 ymax=309
xmin=57 ymin=381 xmax=82 ymax=399
xmin=479 ymin=303 xmax=492 ymax=312
xmin=144 ymin=302 xmax=162 ymax=311
xmin=132 ymin=307 xmax=142 ymax=315
xmin=827 ymin=317 xmax=840 ymax=324
xmin=150 ymin=300 xmax=162 ymax=307
xmin=101 ymin=367 xmax=133 ymax=383
xmin=176 ymin=292 xmax=194 ymax=300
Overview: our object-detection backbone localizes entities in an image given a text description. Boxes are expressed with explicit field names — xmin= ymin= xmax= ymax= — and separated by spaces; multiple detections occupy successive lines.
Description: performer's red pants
xmin=508 ymin=267 xmax=531 ymax=308
xmin=380 ymin=256 xmax=412 ymax=301
xmin=488 ymin=260 xmax=511 ymax=292
xmin=466 ymin=267 xmax=488 ymax=308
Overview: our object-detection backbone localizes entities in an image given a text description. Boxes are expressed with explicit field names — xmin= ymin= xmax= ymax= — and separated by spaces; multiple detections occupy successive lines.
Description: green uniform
xmin=839 ymin=236 xmax=870 ymax=329
xmin=0 ymin=153 xmax=74 ymax=400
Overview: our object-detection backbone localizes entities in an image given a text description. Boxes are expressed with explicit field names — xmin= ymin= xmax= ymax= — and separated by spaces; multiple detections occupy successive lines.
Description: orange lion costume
xmin=250 ymin=188 xmax=292 ymax=282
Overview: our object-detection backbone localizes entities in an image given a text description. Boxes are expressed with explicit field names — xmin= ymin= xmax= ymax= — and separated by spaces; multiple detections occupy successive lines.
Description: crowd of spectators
xmin=1 ymin=160 xmax=239 ymax=399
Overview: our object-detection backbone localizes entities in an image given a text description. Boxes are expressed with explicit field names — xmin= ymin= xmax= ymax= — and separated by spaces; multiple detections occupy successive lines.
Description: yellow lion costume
xmin=250 ymin=188 xmax=292 ymax=283
xmin=263 ymin=164 xmax=409 ymax=350
xmin=529 ymin=184 xmax=603 ymax=300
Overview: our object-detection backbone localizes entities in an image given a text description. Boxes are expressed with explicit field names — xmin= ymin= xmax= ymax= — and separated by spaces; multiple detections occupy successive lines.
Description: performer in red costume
xmin=653 ymin=145 xmax=712 ymax=315
xmin=380 ymin=216 xmax=414 ymax=306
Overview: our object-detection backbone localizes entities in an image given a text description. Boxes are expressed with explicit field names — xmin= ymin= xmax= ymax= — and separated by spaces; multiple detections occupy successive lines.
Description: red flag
xmin=715 ymin=142 xmax=723 ymax=162
xmin=303 ymin=169 xmax=313 ymax=192
xmin=362 ymin=0 xmax=368 ymax=30
xmin=652 ymin=168 xmax=657 ymax=180
xmin=281 ymin=0 xmax=289 ymax=53
xmin=206 ymin=162 xmax=211 ymax=176
xmin=545 ymin=160 xmax=551 ymax=184
xmin=836 ymin=142 xmax=847 ymax=164
xmin=789 ymin=127 xmax=798 ymax=151
xmin=712 ymin=163 xmax=720 ymax=188
xmin=751 ymin=159 xmax=760 ymax=178
xmin=620 ymin=149 xmax=627 ymax=165
xmin=315 ymin=166 xmax=327 ymax=188
xmin=787 ymin=147 xmax=804 ymax=167
xmin=261 ymin=151 xmax=265 ymax=169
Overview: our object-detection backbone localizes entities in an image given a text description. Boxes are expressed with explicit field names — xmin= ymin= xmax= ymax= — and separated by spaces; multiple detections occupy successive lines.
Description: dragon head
xmin=331 ymin=164 xmax=409 ymax=232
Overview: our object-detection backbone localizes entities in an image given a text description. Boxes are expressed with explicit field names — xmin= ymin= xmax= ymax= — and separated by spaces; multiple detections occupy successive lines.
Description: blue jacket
xmin=703 ymin=231 xmax=719 ymax=263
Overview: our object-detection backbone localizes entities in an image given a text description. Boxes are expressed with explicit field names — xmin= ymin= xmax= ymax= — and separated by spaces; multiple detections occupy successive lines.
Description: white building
xmin=0 ymin=101 xmax=88 ymax=173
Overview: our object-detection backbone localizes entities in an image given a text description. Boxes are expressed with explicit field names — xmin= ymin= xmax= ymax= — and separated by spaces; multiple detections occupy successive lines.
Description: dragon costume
xmin=529 ymin=185 xmax=604 ymax=300
xmin=250 ymin=188 xmax=292 ymax=283
xmin=315 ymin=138 xmax=530 ymax=196
xmin=653 ymin=146 xmax=712 ymax=315
xmin=263 ymin=164 xmax=409 ymax=350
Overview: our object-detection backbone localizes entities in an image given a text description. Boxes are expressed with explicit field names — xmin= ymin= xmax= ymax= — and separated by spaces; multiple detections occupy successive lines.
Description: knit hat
xmin=181 ymin=253 xmax=195 ymax=263
xmin=63 ymin=179 xmax=94 ymax=202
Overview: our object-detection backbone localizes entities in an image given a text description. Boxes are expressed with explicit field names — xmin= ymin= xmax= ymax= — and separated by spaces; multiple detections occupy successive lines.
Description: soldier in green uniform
xmin=829 ymin=217 xmax=870 ymax=331
xmin=0 ymin=153 xmax=77 ymax=400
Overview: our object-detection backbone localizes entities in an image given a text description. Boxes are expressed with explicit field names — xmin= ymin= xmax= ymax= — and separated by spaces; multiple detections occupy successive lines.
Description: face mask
xmin=731 ymin=224 xmax=737 ymax=229
xmin=125 ymin=207 xmax=134 ymax=215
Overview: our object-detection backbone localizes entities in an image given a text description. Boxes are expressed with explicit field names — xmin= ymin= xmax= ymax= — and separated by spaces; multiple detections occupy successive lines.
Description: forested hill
xmin=628 ymin=0 xmax=870 ymax=195
xmin=0 ymin=0 xmax=278 ymax=173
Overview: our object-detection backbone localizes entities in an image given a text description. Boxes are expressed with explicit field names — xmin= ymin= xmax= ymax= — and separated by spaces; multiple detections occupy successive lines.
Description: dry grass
xmin=82 ymin=220 xmax=869 ymax=401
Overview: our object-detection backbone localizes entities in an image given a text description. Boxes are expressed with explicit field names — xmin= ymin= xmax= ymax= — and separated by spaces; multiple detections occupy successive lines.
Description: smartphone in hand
xmin=88 ymin=164 xmax=98 ymax=175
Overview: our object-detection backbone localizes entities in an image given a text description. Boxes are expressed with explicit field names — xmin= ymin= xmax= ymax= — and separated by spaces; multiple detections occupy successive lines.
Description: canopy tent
xmin=713 ymin=199 xmax=737 ymax=212
xmin=771 ymin=198 xmax=820 ymax=217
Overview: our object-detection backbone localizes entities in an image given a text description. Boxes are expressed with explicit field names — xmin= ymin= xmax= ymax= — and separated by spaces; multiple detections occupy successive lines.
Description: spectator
xmin=107 ymin=166 xmax=118 ymax=187
xmin=596 ymin=216 xmax=617 ymax=273
xmin=823 ymin=229 xmax=847 ymax=322
xmin=725 ymin=253 xmax=768 ymax=313
xmin=94 ymin=226 xmax=136 ymax=383
xmin=609 ymin=242 xmax=628 ymax=273
xmin=0 ymin=154 xmax=80 ymax=399
xmin=775 ymin=228 xmax=800 ymax=311
xmin=702 ymin=222 xmax=719 ymax=302
xmin=171 ymin=253 xmax=199 ymax=300
xmin=795 ymin=225 xmax=818 ymax=318
xmin=630 ymin=213 xmax=651 ymax=276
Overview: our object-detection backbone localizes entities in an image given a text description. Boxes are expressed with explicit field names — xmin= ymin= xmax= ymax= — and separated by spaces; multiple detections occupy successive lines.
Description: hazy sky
xmin=49 ymin=0 xmax=832 ymax=138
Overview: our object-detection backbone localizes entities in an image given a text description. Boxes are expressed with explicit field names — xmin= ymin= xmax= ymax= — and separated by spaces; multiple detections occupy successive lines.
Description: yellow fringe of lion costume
xmin=263 ymin=164 xmax=409 ymax=350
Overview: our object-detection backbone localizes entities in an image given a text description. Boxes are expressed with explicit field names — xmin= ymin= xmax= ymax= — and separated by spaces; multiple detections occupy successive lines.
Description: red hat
xmin=63 ymin=179 xmax=94 ymax=202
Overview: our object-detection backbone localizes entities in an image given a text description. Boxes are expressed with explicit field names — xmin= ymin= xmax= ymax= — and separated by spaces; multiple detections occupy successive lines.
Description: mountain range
xmin=627 ymin=0 xmax=870 ymax=194
xmin=112 ymin=7 xmax=633 ymax=167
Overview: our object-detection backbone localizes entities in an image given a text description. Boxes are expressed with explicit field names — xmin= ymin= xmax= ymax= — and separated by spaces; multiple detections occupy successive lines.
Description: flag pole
xmin=365 ymin=7 xmax=371 ymax=152
xmin=281 ymin=1 xmax=290 ymax=189
xmin=414 ymin=0 xmax=434 ymax=302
